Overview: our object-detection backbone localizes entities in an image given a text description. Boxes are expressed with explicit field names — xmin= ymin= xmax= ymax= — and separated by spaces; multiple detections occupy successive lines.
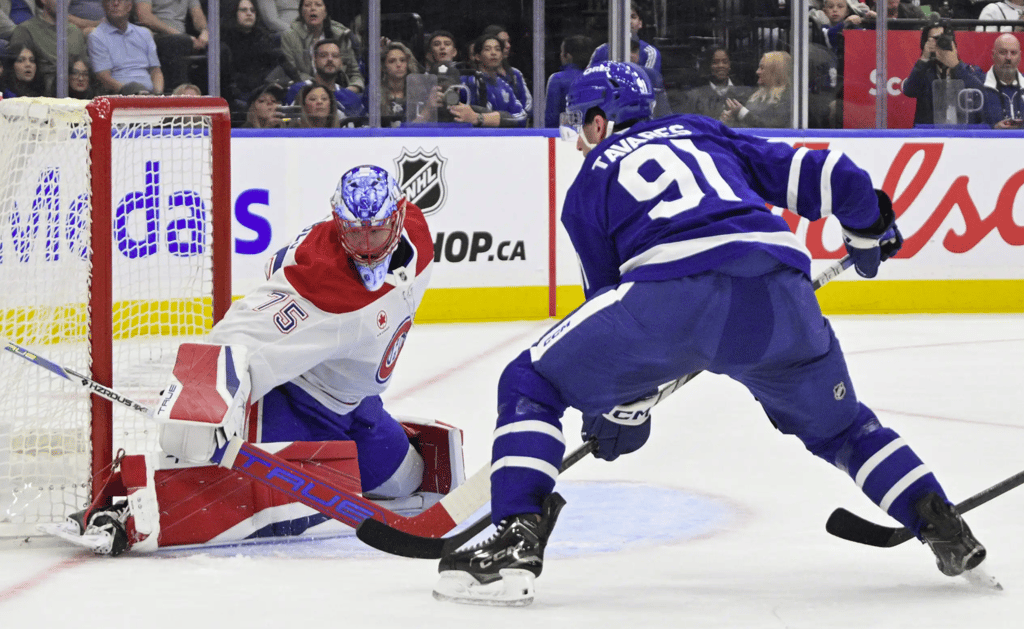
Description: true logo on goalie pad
xmin=394 ymin=148 xmax=448 ymax=216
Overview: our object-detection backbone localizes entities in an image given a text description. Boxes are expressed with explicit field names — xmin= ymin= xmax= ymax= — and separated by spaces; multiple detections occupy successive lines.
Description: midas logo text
xmin=0 ymin=160 xmax=206 ymax=264
xmin=433 ymin=231 xmax=525 ymax=263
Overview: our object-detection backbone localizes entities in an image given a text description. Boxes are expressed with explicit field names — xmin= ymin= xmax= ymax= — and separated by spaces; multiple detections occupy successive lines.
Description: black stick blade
xmin=355 ymin=518 xmax=449 ymax=559
xmin=825 ymin=508 xmax=914 ymax=547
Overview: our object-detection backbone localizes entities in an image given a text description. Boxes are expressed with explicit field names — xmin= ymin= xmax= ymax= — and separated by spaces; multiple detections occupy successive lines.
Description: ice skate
xmin=916 ymin=492 xmax=994 ymax=586
xmin=433 ymin=492 xmax=566 ymax=606
xmin=38 ymin=502 xmax=131 ymax=556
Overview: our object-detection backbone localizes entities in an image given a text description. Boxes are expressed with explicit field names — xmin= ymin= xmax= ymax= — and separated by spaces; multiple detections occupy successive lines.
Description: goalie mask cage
xmin=0 ymin=97 xmax=231 ymax=537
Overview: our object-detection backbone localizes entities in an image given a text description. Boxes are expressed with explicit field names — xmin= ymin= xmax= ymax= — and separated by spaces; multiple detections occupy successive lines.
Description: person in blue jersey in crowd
xmin=483 ymin=24 xmax=533 ymax=123
xmin=461 ymin=33 xmax=528 ymax=127
xmin=433 ymin=61 xmax=988 ymax=606
xmin=588 ymin=2 xmax=661 ymax=76
xmin=545 ymin=34 xmax=594 ymax=127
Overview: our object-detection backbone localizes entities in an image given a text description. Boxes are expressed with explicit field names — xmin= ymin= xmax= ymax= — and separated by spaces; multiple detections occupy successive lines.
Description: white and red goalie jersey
xmin=209 ymin=200 xmax=434 ymax=433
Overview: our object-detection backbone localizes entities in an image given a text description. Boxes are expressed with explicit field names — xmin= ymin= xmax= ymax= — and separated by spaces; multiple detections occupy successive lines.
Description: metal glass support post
xmin=56 ymin=0 xmax=68 ymax=98
xmin=792 ymin=0 xmax=809 ymax=128
xmin=208 ymin=0 xmax=220 ymax=96
xmin=875 ymin=5 xmax=889 ymax=128
xmin=368 ymin=0 xmax=382 ymax=127
xmin=608 ymin=0 xmax=630 ymax=62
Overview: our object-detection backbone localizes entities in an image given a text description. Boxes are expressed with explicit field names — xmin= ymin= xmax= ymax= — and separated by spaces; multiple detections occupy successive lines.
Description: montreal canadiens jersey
xmin=563 ymin=114 xmax=881 ymax=298
xmin=208 ymin=201 xmax=433 ymax=415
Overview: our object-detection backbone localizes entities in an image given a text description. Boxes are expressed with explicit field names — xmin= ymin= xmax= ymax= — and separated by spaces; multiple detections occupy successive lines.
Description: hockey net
xmin=0 ymin=97 xmax=231 ymax=537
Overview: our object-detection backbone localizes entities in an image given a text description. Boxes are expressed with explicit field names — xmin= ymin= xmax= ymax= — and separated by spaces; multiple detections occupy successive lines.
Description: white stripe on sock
xmin=493 ymin=420 xmax=566 ymax=444
xmin=491 ymin=455 xmax=560 ymax=481
xmin=854 ymin=438 xmax=907 ymax=488
xmin=879 ymin=464 xmax=931 ymax=512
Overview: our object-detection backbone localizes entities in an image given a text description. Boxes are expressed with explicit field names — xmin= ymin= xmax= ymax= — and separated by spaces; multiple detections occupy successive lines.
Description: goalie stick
xmin=2 ymin=340 xmax=459 ymax=537
xmin=356 ymin=255 xmax=855 ymax=558
xmin=826 ymin=468 xmax=1024 ymax=548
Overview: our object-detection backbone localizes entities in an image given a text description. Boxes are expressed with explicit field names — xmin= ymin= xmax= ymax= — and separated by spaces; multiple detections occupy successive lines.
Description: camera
xmin=936 ymin=33 xmax=954 ymax=52
xmin=442 ymin=84 xmax=467 ymax=107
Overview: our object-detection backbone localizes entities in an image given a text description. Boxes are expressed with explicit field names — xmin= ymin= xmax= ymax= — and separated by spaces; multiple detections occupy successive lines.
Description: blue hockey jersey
xmin=562 ymin=114 xmax=880 ymax=298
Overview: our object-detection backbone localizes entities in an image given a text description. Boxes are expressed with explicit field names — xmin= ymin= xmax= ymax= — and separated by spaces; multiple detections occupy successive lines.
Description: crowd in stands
xmin=0 ymin=0 xmax=1022 ymax=130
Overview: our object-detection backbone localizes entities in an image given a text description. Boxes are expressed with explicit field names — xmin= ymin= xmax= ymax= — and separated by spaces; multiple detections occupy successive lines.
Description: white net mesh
xmin=0 ymin=98 xmax=220 ymax=536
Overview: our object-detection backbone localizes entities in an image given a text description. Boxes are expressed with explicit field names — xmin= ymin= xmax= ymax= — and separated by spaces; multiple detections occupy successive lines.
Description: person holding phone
xmin=980 ymin=34 xmax=1024 ymax=129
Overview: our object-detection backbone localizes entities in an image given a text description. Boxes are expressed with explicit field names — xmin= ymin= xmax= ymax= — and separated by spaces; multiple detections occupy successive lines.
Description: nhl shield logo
xmin=394 ymin=148 xmax=448 ymax=216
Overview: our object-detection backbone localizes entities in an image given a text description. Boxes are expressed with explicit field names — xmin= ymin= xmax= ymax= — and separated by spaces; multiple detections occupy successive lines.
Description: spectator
xmin=280 ymin=0 xmax=362 ymax=91
xmin=677 ymin=47 xmax=754 ymax=120
xmin=134 ymin=0 xmax=209 ymax=92
xmin=0 ymin=42 xmax=45 ymax=96
xmin=980 ymin=33 xmax=1024 ymax=127
xmin=483 ymin=24 xmax=532 ymax=122
xmin=284 ymin=38 xmax=365 ymax=117
xmin=975 ymin=1 xmax=1024 ymax=32
xmin=903 ymin=22 xmax=985 ymax=125
xmin=243 ymin=81 xmax=285 ymax=127
xmin=379 ymin=40 xmax=419 ymax=123
xmin=9 ymin=0 xmax=90 ymax=93
xmin=255 ymin=0 xmax=297 ymax=35
xmin=294 ymin=82 xmax=339 ymax=127
xmin=171 ymin=81 xmax=199 ymax=95
xmin=222 ymin=0 xmax=288 ymax=105
xmin=588 ymin=2 xmax=662 ymax=76
xmin=544 ymin=34 xmax=594 ymax=127
xmin=407 ymin=59 xmax=495 ymax=127
xmin=88 ymin=0 xmax=163 ymax=95
xmin=424 ymin=30 xmax=459 ymax=68
xmin=720 ymin=51 xmax=793 ymax=128
xmin=1 ymin=0 xmax=36 ymax=45
xmin=863 ymin=0 xmax=926 ymax=29
xmin=812 ymin=0 xmax=873 ymax=50
xmin=68 ymin=0 xmax=103 ymax=35
xmin=67 ymin=53 xmax=95 ymax=98
xmin=462 ymin=33 xmax=527 ymax=127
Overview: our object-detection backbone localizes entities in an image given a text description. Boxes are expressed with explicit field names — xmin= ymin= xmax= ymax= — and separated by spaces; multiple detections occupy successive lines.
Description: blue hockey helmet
xmin=331 ymin=165 xmax=406 ymax=290
xmin=562 ymin=61 xmax=655 ymax=136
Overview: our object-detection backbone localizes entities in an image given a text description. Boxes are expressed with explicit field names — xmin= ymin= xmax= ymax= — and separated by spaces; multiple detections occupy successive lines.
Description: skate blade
xmin=37 ymin=522 xmax=113 ymax=555
xmin=432 ymin=569 xmax=536 ymax=607
xmin=962 ymin=566 xmax=1003 ymax=591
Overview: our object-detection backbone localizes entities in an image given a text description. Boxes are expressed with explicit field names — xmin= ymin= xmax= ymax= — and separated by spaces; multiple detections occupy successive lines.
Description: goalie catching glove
xmin=841 ymin=189 xmax=904 ymax=279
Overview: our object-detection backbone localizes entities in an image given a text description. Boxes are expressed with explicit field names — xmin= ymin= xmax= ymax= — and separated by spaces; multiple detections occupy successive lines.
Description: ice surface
xmin=2 ymin=315 xmax=1022 ymax=628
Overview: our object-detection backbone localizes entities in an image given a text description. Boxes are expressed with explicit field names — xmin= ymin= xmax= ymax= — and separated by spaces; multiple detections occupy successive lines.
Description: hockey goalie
xmin=43 ymin=164 xmax=464 ymax=555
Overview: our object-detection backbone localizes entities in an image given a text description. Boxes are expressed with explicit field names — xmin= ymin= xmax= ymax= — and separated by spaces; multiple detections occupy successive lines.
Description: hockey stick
xmin=356 ymin=255 xmax=855 ymax=558
xmin=826 ymin=469 xmax=1024 ymax=548
xmin=2 ymin=340 xmax=466 ymax=536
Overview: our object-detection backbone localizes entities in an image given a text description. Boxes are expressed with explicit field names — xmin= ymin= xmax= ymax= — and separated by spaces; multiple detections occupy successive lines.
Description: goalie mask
xmin=331 ymin=165 xmax=407 ymax=291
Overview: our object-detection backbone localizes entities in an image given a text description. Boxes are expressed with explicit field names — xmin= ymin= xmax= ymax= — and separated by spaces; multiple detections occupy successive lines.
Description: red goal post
xmin=0 ymin=96 xmax=232 ymax=536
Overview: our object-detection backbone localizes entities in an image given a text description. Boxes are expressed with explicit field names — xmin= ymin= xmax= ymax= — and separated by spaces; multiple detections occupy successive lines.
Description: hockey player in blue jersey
xmin=434 ymin=62 xmax=988 ymax=606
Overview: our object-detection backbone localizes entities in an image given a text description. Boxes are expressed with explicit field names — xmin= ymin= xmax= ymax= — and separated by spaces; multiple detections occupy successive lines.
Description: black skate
xmin=433 ymin=492 xmax=567 ymax=606
xmin=916 ymin=492 xmax=986 ymax=577
xmin=37 ymin=502 xmax=132 ymax=556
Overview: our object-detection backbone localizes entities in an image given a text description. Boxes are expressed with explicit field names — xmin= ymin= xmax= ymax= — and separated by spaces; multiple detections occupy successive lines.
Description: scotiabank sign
xmin=843 ymin=30 xmax=1024 ymax=129
xmin=773 ymin=138 xmax=1024 ymax=280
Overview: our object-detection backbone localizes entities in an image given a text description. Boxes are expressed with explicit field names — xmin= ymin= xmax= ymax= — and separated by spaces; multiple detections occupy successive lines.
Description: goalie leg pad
xmin=157 ymin=343 xmax=252 ymax=463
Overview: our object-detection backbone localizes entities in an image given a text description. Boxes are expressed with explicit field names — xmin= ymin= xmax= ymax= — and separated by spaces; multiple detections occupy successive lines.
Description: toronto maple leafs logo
xmin=393 ymin=147 xmax=448 ymax=216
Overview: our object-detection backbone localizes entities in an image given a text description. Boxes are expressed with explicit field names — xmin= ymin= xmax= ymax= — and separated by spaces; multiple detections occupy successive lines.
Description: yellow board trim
xmin=415 ymin=280 xmax=1024 ymax=323
xmin=8 ymin=283 xmax=1019 ymax=339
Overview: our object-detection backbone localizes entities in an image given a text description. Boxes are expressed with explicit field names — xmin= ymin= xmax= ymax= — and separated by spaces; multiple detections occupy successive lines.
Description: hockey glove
xmin=841 ymin=189 xmax=904 ymax=279
xmin=581 ymin=412 xmax=651 ymax=462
